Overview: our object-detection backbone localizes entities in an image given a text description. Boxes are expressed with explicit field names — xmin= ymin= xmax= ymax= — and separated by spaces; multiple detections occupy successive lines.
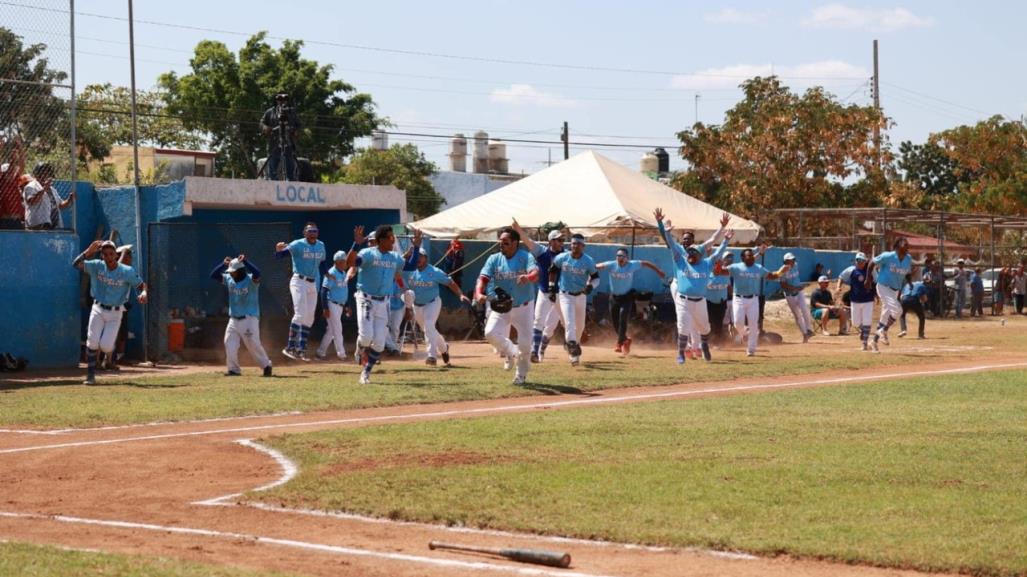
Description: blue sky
xmin=7 ymin=1 xmax=1026 ymax=174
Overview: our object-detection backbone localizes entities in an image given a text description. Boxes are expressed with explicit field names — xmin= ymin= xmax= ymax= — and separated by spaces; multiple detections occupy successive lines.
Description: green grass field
xmin=0 ymin=345 xmax=960 ymax=428
xmin=0 ymin=541 xmax=301 ymax=577
xmin=257 ymin=369 xmax=1027 ymax=577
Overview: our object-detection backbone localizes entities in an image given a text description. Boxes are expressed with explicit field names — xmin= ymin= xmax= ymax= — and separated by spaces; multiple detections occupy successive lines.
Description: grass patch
xmin=0 ymin=540 xmax=304 ymax=577
xmin=259 ymin=370 xmax=1027 ymax=576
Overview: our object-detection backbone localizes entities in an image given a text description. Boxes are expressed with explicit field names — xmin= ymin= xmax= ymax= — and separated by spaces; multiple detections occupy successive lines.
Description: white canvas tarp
xmin=410 ymin=151 xmax=761 ymax=243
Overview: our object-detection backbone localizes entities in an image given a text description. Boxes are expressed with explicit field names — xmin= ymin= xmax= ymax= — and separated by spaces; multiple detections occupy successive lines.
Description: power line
xmin=883 ymin=81 xmax=993 ymax=117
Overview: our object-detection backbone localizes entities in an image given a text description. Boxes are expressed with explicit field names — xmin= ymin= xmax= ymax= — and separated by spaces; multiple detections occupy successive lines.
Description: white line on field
xmin=0 ymin=510 xmax=624 ymax=577
xmin=193 ymin=440 xmax=298 ymax=506
xmin=2 ymin=361 xmax=1026 ymax=456
xmin=0 ymin=412 xmax=304 ymax=436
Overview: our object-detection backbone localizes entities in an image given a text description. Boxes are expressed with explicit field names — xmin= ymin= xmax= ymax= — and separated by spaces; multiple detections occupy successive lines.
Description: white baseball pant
xmin=86 ymin=303 xmax=123 ymax=353
xmin=558 ymin=292 xmax=587 ymax=345
xmin=533 ymin=289 xmax=564 ymax=338
xmin=850 ymin=301 xmax=874 ymax=330
xmin=413 ymin=298 xmax=447 ymax=359
xmin=485 ymin=302 xmax=534 ymax=378
xmin=676 ymin=294 xmax=711 ymax=341
xmin=785 ymin=292 xmax=814 ymax=335
xmin=289 ymin=275 xmax=318 ymax=327
xmin=225 ymin=316 xmax=271 ymax=372
xmin=385 ymin=305 xmax=406 ymax=351
xmin=732 ymin=294 xmax=760 ymax=354
xmin=317 ymin=301 xmax=347 ymax=359
xmin=876 ymin=285 xmax=901 ymax=327
xmin=356 ymin=293 xmax=390 ymax=353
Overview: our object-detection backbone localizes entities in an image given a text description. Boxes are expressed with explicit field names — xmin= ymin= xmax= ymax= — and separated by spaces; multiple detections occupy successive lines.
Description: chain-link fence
xmin=0 ymin=0 xmax=76 ymax=231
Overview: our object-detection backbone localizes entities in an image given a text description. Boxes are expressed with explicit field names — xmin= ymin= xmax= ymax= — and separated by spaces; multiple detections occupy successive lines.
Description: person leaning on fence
xmin=595 ymin=248 xmax=664 ymax=356
xmin=22 ymin=162 xmax=74 ymax=230
xmin=0 ymin=135 xmax=26 ymax=229
xmin=210 ymin=255 xmax=273 ymax=377
xmin=73 ymin=240 xmax=148 ymax=385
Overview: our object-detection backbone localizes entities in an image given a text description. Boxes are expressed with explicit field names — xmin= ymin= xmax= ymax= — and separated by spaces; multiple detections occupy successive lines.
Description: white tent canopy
xmin=410 ymin=151 xmax=761 ymax=243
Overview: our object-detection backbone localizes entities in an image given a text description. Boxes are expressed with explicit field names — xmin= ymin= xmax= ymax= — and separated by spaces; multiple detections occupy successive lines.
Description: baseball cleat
xmin=530 ymin=351 xmax=540 ymax=363
xmin=223 ymin=371 xmax=242 ymax=377
xmin=296 ymin=351 xmax=310 ymax=362
xmin=821 ymin=329 xmax=831 ymax=336
xmin=676 ymin=352 xmax=686 ymax=365
xmin=425 ymin=357 xmax=437 ymax=366
xmin=897 ymin=330 xmax=907 ymax=338
xmin=82 ymin=375 xmax=96 ymax=385
xmin=877 ymin=328 xmax=890 ymax=345
xmin=358 ymin=370 xmax=371 ymax=385
xmin=570 ymin=356 xmax=580 ymax=366
xmin=746 ymin=351 xmax=755 ymax=357
xmin=806 ymin=330 xmax=815 ymax=338
xmin=512 ymin=374 xmax=526 ymax=385
xmin=314 ymin=351 xmax=327 ymax=361
xmin=503 ymin=355 xmax=514 ymax=370
xmin=701 ymin=343 xmax=712 ymax=362
xmin=861 ymin=342 xmax=869 ymax=351
xmin=281 ymin=348 xmax=299 ymax=361
xmin=623 ymin=337 xmax=632 ymax=355
xmin=441 ymin=346 xmax=451 ymax=366
xmin=263 ymin=365 xmax=273 ymax=377
xmin=614 ymin=343 xmax=622 ymax=353
xmin=871 ymin=339 xmax=880 ymax=352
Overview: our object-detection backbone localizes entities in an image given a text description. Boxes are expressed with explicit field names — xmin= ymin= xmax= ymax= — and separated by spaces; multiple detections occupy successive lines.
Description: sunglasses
xmin=305 ymin=228 xmax=319 ymax=234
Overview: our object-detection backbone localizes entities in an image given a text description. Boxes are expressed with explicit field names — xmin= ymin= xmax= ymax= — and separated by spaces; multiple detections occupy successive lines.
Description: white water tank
xmin=473 ymin=130 xmax=489 ymax=173
xmin=487 ymin=142 xmax=508 ymax=174
xmin=640 ymin=152 xmax=659 ymax=173
xmin=371 ymin=130 xmax=388 ymax=151
xmin=449 ymin=133 xmax=468 ymax=172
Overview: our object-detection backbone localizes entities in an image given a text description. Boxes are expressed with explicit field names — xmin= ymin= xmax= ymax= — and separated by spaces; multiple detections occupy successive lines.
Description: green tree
xmin=675 ymin=76 xmax=889 ymax=221
xmin=341 ymin=144 xmax=445 ymax=218
xmin=76 ymin=83 xmax=204 ymax=157
xmin=158 ymin=31 xmax=381 ymax=178
xmin=896 ymin=140 xmax=960 ymax=208
xmin=929 ymin=116 xmax=1027 ymax=215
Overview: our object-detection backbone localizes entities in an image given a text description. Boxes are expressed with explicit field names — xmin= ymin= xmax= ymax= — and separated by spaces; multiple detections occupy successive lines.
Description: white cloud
xmin=703 ymin=8 xmax=768 ymax=25
xmin=803 ymin=4 xmax=935 ymax=31
xmin=671 ymin=60 xmax=869 ymax=91
xmin=489 ymin=84 xmax=578 ymax=108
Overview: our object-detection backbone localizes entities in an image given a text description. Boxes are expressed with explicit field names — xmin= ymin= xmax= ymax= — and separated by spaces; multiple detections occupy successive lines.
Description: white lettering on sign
xmin=275 ymin=184 xmax=327 ymax=204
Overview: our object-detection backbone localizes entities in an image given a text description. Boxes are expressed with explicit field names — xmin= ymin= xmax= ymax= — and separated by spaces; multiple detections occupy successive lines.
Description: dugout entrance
xmin=146 ymin=222 xmax=294 ymax=362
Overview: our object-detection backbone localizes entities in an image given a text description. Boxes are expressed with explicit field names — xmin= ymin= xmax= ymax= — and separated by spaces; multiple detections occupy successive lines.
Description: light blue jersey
xmin=780 ymin=266 xmax=803 ymax=296
xmin=727 ymin=262 xmax=770 ymax=296
xmin=600 ymin=260 xmax=642 ymax=296
xmin=287 ymin=238 xmax=326 ymax=281
xmin=673 ymin=257 xmax=715 ymax=298
xmin=480 ymin=248 xmax=538 ymax=306
xmin=872 ymin=251 xmax=913 ymax=290
xmin=84 ymin=260 xmax=142 ymax=306
xmin=404 ymin=265 xmax=453 ymax=306
xmin=223 ymin=273 xmax=260 ymax=317
xmin=552 ymin=252 xmax=597 ymax=293
xmin=355 ymin=247 xmax=404 ymax=297
xmin=322 ymin=268 xmax=350 ymax=304
xmin=706 ymin=273 xmax=730 ymax=304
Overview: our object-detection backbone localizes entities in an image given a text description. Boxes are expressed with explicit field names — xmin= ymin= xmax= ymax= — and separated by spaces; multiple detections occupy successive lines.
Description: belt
xmin=329 ymin=300 xmax=347 ymax=306
xmin=232 ymin=315 xmax=248 ymax=320
xmin=294 ymin=274 xmax=315 ymax=283
xmin=415 ymin=297 xmax=438 ymax=307
xmin=677 ymin=293 xmax=704 ymax=302
xmin=736 ymin=294 xmax=756 ymax=299
xmin=512 ymin=300 xmax=532 ymax=309
xmin=95 ymin=301 xmax=123 ymax=311
xmin=561 ymin=290 xmax=584 ymax=296
xmin=785 ymin=291 xmax=800 ymax=297
xmin=363 ymin=294 xmax=387 ymax=301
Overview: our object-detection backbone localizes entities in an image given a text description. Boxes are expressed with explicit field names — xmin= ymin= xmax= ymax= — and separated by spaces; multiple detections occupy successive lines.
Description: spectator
xmin=810 ymin=262 xmax=824 ymax=283
xmin=899 ymin=274 xmax=928 ymax=339
xmin=0 ymin=135 xmax=26 ymax=229
xmin=1013 ymin=265 xmax=1026 ymax=314
xmin=810 ymin=275 xmax=848 ymax=336
xmin=22 ymin=162 xmax=74 ymax=230
xmin=970 ymin=267 xmax=984 ymax=317
xmin=994 ymin=266 xmax=1010 ymax=315
xmin=443 ymin=238 xmax=466 ymax=289
xmin=953 ymin=259 xmax=968 ymax=317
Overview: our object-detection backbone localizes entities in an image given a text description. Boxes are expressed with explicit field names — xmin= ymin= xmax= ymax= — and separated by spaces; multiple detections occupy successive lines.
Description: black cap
xmin=275 ymin=93 xmax=289 ymax=101
xmin=33 ymin=161 xmax=54 ymax=178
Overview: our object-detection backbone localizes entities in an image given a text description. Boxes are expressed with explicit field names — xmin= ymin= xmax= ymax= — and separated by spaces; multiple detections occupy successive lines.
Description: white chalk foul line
xmin=3 ymin=361 xmax=1026 ymax=456
xmin=0 ymin=510 xmax=623 ymax=577
xmin=193 ymin=439 xmax=299 ymax=506
xmin=0 ymin=412 xmax=304 ymax=436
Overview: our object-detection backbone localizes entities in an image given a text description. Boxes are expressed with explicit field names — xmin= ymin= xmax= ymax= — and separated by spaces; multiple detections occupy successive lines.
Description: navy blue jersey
xmin=846 ymin=267 xmax=876 ymax=303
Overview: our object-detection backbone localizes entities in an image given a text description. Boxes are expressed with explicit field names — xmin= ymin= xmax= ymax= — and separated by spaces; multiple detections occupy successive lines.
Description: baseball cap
xmin=418 ymin=248 xmax=428 ymax=256
xmin=615 ymin=249 xmax=628 ymax=257
xmin=722 ymin=252 xmax=735 ymax=261
xmin=333 ymin=250 xmax=346 ymax=262
xmin=956 ymin=258 xmax=965 ymax=264
xmin=783 ymin=252 xmax=796 ymax=261
xmin=570 ymin=233 xmax=585 ymax=245
xmin=116 ymin=244 xmax=133 ymax=254
xmin=686 ymin=246 xmax=701 ymax=255
xmin=547 ymin=230 xmax=564 ymax=241
xmin=366 ymin=231 xmax=377 ymax=242
xmin=818 ymin=275 xmax=830 ymax=283
xmin=855 ymin=252 xmax=867 ymax=261
xmin=227 ymin=258 xmax=245 ymax=272
xmin=99 ymin=240 xmax=116 ymax=250
xmin=0 ymin=162 xmax=9 ymax=174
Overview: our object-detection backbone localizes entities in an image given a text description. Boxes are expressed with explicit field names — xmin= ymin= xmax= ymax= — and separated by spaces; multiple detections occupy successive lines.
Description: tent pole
xmin=630 ymin=226 xmax=636 ymax=258
xmin=990 ymin=217 xmax=996 ymax=315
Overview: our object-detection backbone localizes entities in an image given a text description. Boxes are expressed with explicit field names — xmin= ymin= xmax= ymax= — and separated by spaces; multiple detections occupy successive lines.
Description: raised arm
xmin=210 ymin=257 xmax=230 ymax=283
xmin=511 ymin=219 xmax=539 ymax=254
xmin=765 ymin=262 xmax=792 ymax=281
xmin=345 ymin=225 xmax=365 ymax=270
xmin=654 ymin=208 xmax=686 ymax=263
xmin=699 ymin=212 xmax=731 ymax=252
xmin=73 ymin=240 xmax=103 ymax=271
xmin=240 ymin=254 xmax=261 ymax=282
xmin=274 ymin=241 xmax=290 ymax=259
xmin=640 ymin=260 xmax=666 ymax=278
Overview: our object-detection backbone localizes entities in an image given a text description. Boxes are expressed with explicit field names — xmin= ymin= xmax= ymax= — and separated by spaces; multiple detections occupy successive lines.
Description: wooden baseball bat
xmin=428 ymin=541 xmax=571 ymax=568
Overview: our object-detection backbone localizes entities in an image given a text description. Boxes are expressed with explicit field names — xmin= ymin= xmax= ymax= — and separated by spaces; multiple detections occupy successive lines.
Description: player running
xmin=315 ymin=251 xmax=352 ymax=361
xmin=345 ymin=224 xmax=406 ymax=384
xmin=210 ymin=254 xmax=273 ymax=376
xmin=512 ymin=222 xmax=565 ymax=363
xmin=548 ymin=233 xmax=600 ymax=366
xmin=73 ymin=240 xmax=148 ymax=385
xmin=780 ymin=252 xmax=816 ymax=343
xmin=595 ymin=248 xmax=665 ymax=355
xmin=866 ymin=238 xmax=913 ymax=351
xmin=274 ymin=222 xmax=326 ymax=361
xmin=725 ymin=248 xmax=791 ymax=357
xmin=838 ymin=252 xmax=875 ymax=351
xmin=404 ymin=232 xmax=472 ymax=366
xmin=475 ymin=226 xmax=539 ymax=384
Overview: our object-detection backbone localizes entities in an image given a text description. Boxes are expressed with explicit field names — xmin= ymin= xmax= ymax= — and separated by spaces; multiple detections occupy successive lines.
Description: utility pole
xmin=694 ymin=93 xmax=701 ymax=125
xmin=872 ymin=39 xmax=881 ymax=169
xmin=128 ymin=0 xmax=147 ymax=363
xmin=561 ymin=121 xmax=569 ymax=160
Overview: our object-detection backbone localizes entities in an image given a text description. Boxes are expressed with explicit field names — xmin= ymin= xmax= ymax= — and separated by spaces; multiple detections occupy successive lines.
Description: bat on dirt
xmin=428 ymin=540 xmax=571 ymax=568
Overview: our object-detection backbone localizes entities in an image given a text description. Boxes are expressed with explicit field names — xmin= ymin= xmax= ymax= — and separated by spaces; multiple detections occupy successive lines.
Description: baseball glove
xmin=490 ymin=287 xmax=513 ymax=313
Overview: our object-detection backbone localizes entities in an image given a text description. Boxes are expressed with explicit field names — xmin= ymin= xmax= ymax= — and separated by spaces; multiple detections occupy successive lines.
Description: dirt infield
xmin=4 ymin=353 xmax=1022 ymax=577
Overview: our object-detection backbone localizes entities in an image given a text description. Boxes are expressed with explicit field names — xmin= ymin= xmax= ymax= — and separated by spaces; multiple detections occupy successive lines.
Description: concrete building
xmin=98 ymin=146 xmax=216 ymax=181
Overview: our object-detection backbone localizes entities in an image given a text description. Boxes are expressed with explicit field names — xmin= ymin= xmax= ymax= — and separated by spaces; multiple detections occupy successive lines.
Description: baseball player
xmin=315 ymin=251 xmax=352 ymax=361
xmin=780 ymin=252 xmax=816 ymax=343
xmin=404 ymin=234 xmax=472 ymax=366
xmin=344 ymin=224 xmax=406 ymax=384
xmin=595 ymin=249 xmax=665 ymax=355
xmin=512 ymin=222 xmax=565 ymax=363
xmin=73 ymin=240 xmax=148 ymax=385
xmin=899 ymin=274 xmax=929 ymax=339
xmin=705 ymin=251 xmax=734 ymax=345
xmin=866 ymin=238 xmax=913 ymax=351
xmin=838 ymin=252 xmax=875 ymax=350
xmin=274 ymin=222 xmax=327 ymax=361
xmin=210 ymin=255 xmax=273 ymax=376
xmin=474 ymin=226 xmax=539 ymax=384
xmin=548 ymin=233 xmax=600 ymax=366
xmin=725 ymin=248 xmax=791 ymax=357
